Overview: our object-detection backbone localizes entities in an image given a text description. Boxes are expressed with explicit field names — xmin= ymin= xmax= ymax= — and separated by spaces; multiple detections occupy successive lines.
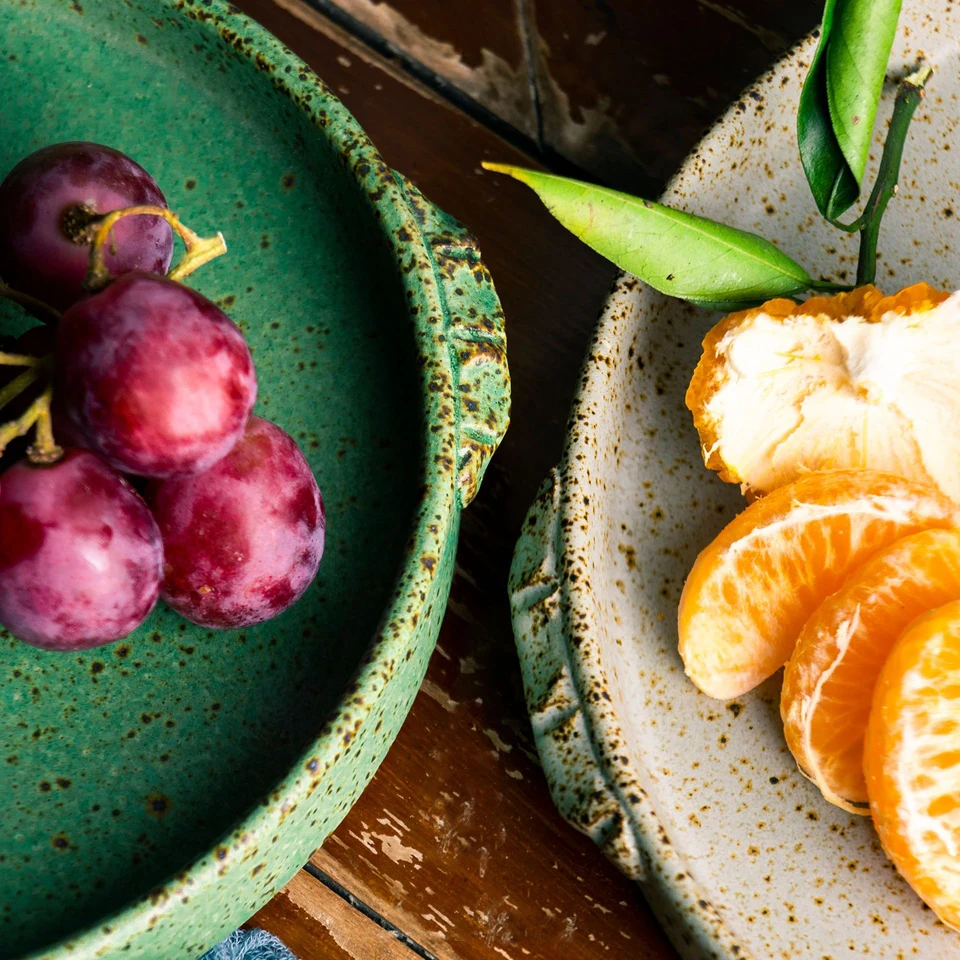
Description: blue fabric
xmin=200 ymin=929 xmax=298 ymax=960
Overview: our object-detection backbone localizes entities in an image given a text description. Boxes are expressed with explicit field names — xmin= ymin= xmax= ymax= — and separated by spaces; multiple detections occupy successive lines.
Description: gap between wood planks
xmin=271 ymin=0 xmax=605 ymax=185
xmin=514 ymin=0 xmax=544 ymax=151
xmin=252 ymin=867 xmax=435 ymax=960
xmin=305 ymin=861 xmax=440 ymax=960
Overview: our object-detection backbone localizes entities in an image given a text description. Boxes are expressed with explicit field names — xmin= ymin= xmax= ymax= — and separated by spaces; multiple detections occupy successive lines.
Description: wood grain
xmin=311 ymin=599 xmax=671 ymax=960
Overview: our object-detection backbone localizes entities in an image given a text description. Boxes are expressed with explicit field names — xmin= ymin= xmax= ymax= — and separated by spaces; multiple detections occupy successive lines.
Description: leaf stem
xmin=810 ymin=280 xmax=857 ymax=294
xmin=833 ymin=64 xmax=932 ymax=285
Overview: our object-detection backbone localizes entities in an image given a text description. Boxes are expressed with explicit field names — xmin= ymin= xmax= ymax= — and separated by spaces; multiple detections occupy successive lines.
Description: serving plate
xmin=0 ymin=2 xmax=509 ymax=957
xmin=510 ymin=2 xmax=960 ymax=957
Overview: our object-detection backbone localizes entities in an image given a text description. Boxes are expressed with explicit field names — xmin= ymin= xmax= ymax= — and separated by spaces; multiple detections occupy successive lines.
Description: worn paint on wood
xmin=313 ymin=604 xmax=671 ymax=960
xmin=284 ymin=0 xmax=820 ymax=191
xmin=250 ymin=870 xmax=414 ymax=959
xmin=319 ymin=0 xmax=537 ymax=137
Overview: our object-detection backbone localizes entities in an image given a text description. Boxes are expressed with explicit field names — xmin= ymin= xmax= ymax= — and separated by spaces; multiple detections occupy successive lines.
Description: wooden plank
xmin=311 ymin=601 xmax=671 ymax=960
xmin=529 ymin=0 xmax=822 ymax=189
xmin=291 ymin=0 xmax=821 ymax=191
xmin=249 ymin=869 xmax=417 ymax=960
xmin=317 ymin=0 xmax=537 ymax=139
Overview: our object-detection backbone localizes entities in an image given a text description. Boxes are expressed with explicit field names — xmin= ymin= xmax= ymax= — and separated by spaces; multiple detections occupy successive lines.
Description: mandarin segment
xmin=865 ymin=601 xmax=960 ymax=930
xmin=685 ymin=283 xmax=960 ymax=500
xmin=678 ymin=470 xmax=959 ymax=700
xmin=782 ymin=529 xmax=960 ymax=814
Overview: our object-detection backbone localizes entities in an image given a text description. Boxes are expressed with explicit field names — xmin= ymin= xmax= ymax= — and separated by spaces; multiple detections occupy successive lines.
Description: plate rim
xmin=6 ymin=1 xmax=508 ymax=956
xmin=509 ymin=27 xmax=839 ymax=960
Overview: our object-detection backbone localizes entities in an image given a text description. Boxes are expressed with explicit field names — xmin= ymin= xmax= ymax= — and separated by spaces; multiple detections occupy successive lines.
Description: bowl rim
xmin=510 ymin=27 xmax=833 ymax=960
xmin=14 ymin=1 xmax=466 ymax=955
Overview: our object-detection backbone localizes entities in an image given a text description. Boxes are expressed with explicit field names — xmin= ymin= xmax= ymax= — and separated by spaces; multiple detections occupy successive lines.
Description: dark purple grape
xmin=57 ymin=273 xmax=257 ymax=479
xmin=149 ymin=416 xmax=325 ymax=629
xmin=0 ymin=449 xmax=163 ymax=650
xmin=0 ymin=142 xmax=173 ymax=313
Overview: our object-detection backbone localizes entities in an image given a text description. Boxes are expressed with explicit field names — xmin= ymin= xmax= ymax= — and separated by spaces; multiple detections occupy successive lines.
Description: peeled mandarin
xmin=678 ymin=470 xmax=959 ymax=700
xmin=686 ymin=283 xmax=960 ymax=501
xmin=865 ymin=601 xmax=960 ymax=930
xmin=782 ymin=529 xmax=960 ymax=813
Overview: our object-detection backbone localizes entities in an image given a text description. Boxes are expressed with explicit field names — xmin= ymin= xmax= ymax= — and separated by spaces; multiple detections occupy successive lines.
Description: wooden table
xmin=224 ymin=1 xmax=821 ymax=956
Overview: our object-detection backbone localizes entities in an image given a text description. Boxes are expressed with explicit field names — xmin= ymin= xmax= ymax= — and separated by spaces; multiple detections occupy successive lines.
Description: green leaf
xmin=798 ymin=0 xmax=902 ymax=219
xmin=481 ymin=164 xmax=813 ymax=305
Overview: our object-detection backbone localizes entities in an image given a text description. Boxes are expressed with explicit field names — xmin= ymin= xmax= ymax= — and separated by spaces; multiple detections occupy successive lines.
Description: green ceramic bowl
xmin=0 ymin=3 xmax=509 ymax=957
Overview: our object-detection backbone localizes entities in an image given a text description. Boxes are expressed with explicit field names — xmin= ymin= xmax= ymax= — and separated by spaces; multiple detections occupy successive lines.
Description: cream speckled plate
xmin=510 ymin=3 xmax=960 ymax=958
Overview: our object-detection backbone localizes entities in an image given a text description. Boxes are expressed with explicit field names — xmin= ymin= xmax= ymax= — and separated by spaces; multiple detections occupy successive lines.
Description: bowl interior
xmin=567 ymin=3 xmax=960 ymax=956
xmin=0 ymin=3 xmax=420 ymax=954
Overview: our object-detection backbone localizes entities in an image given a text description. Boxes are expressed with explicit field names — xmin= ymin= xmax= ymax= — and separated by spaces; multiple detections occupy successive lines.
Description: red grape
xmin=57 ymin=272 xmax=257 ymax=478
xmin=0 ymin=142 xmax=173 ymax=312
xmin=149 ymin=416 xmax=325 ymax=629
xmin=0 ymin=449 xmax=163 ymax=650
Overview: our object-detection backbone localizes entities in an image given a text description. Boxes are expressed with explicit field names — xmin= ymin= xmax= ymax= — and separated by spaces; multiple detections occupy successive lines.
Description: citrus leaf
xmin=482 ymin=164 xmax=813 ymax=304
xmin=798 ymin=1 xmax=858 ymax=218
xmin=798 ymin=0 xmax=902 ymax=219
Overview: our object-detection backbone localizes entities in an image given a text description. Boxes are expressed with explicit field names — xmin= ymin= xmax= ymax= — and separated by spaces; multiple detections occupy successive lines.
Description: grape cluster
xmin=0 ymin=142 xmax=326 ymax=651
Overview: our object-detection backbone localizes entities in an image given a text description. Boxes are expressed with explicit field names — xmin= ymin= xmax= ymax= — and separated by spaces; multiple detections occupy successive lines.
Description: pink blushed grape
xmin=57 ymin=272 xmax=257 ymax=478
xmin=0 ymin=450 xmax=163 ymax=650
xmin=149 ymin=416 xmax=325 ymax=629
xmin=0 ymin=142 xmax=173 ymax=312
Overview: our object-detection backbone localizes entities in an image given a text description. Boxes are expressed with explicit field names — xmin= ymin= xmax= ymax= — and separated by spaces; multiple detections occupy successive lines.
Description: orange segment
xmin=782 ymin=529 xmax=960 ymax=814
xmin=678 ymin=470 xmax=958 ymax=700
xmin=685 ymin=283 xmax=960 ymax=501
xmin=865 ymin=601 xmax=960 ymax=930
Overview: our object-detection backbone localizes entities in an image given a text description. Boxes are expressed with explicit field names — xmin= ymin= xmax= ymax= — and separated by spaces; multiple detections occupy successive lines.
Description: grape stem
xmin=83 ymin=205 xmax=227 ymax=292
xmin=0 ymin=351 xmax=43 ymax=367
xmin=0 ymin=363 xmax=44 ymax=411
xmin=0 ymin=386 xmax=62 ymax=464
xmin=0 ymin=279 xmax=62 ymax=323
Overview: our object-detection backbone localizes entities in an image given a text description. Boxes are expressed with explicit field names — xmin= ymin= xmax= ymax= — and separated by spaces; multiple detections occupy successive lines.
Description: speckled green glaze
xmin=0 ymin=2 xmax=509 ymax=957
xmin=511 ymin=1 xmax=960 ymax=957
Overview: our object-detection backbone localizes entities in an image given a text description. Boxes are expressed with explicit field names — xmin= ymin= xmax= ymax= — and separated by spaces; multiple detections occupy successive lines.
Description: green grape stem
xmin=0 ymin=386 xmax=61 ymax=464
xmin=82 ymin=205 xmax=227 ymax=292
xmin=0 ymin=364 xmax=43 ymax=411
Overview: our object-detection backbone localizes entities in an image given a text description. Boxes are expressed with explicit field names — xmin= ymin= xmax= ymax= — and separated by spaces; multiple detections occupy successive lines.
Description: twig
xmin=829 ymin=64 xmax=932 ymax=285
